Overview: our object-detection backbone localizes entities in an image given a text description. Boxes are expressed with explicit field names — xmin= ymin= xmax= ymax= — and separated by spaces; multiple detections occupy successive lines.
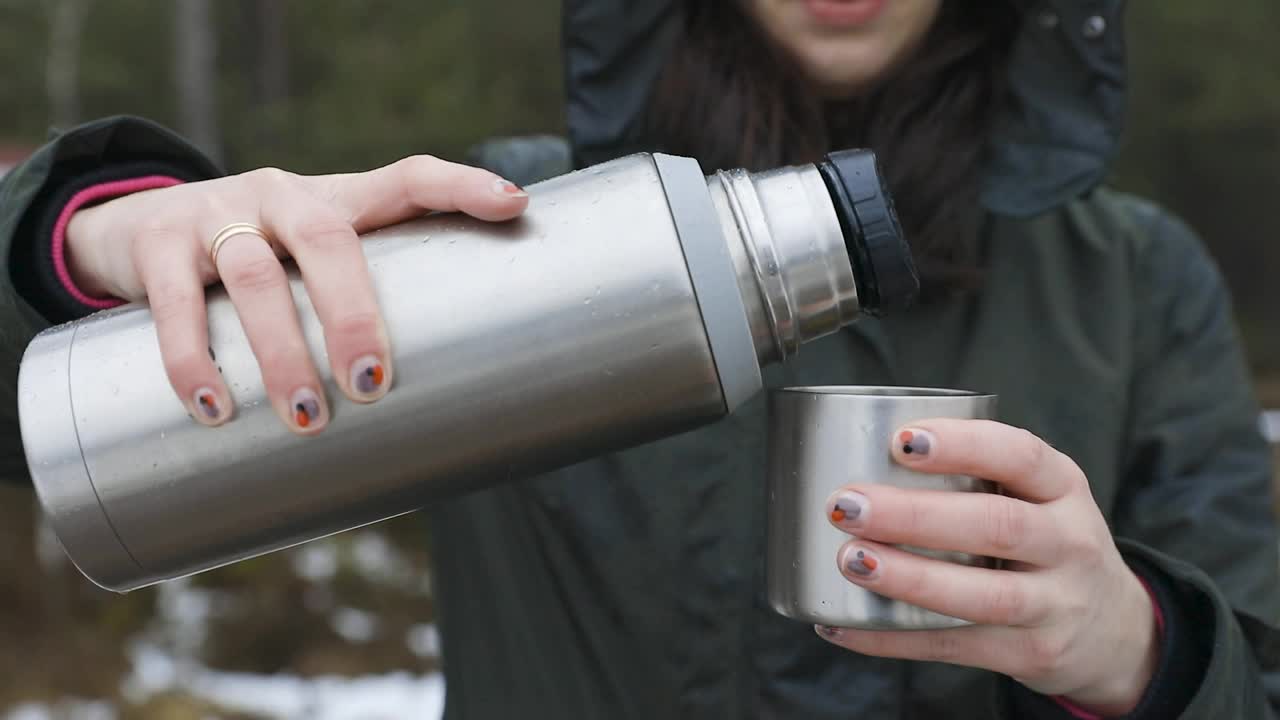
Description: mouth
xmin=801 ymin=0 xmax=888 ymax=28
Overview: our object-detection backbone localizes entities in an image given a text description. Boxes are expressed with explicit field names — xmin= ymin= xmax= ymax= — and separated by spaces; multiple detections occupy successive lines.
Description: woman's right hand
xmin=62 ymin=156 xmax=530 ymax=434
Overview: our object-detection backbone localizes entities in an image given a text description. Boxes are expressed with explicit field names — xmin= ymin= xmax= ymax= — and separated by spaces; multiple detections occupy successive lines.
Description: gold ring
xmin=210 ymin=222 xmax=273 ymax=266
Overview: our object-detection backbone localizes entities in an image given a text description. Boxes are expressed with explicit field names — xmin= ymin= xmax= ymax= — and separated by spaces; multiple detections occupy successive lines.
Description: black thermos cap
xmin=816 ymin=149 xmax=919 ymax=314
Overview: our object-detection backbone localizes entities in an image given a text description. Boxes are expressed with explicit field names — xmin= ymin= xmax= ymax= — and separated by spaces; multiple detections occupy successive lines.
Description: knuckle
xmin=1023 ymin=632 xmax=1070 ymax=679
xmin=922 ymin=633 xmax=964 ymax=664
xmin=1064 ymin=531 xmax=1105 ymax=566
xmin=255 ymin=343 xmax=310 ymax=377
xmin=399 ymin=154 xmax=442 ymax=174
xmin=980 ymin=577 xmax=1030 ymax=625
xmin=147 ymin=282 xmax=199 ymax=323
xmin=395 ymin=155 xmax=442 ymax=202
xmin=1066 ymin=465 xmax=1091 ymax=494
xmin=1013 ymin=429 xmax=1048 ymax=474
xmin=1056 ymin=589 xmax=1092 ymax=626
xmin=134 ymin=219 xmax=187 ymax=249
xmin=163 ymin=349 xmax=210 ymax=382
xmin=223 ymin=255 xmax=285 ymax=293
xmin=898 ymin=561 xmax=934 ymax=604
xmin=901 ymin=496 xmax=927 ymax=539
xmin=1056 ymin=514 xmax=1104 ymax=564
xmin=291 ymin=218 xmax=356 ymax=253
xmin=247 ymin=166 xmax=295 ymax=188
xmin=328 ymin=311 xmax=381 ymax=342
xmin=984 ymin=499 xmax=1030 ymax=554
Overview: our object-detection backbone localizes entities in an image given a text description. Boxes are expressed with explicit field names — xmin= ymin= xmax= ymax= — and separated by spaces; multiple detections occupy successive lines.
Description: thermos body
xmin=19 ymin=151 xmax=915 ymax=592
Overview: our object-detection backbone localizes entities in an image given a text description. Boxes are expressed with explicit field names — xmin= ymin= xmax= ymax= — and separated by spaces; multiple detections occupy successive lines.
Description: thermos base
xmin=19 ymin=322 xmax=144 ymax=592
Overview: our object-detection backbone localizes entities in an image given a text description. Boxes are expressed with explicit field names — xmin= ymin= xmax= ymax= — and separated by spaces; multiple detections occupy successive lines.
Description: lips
xmin=802 ymin=0 xmax=888 ymax=27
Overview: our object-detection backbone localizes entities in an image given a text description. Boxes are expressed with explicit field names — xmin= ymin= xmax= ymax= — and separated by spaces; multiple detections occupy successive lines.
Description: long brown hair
xmin=644 ymin=2 xmax=1023 ymax=293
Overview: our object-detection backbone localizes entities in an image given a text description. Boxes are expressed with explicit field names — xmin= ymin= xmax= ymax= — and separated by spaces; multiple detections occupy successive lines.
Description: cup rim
xmin=773 ymin=385 xmax=996 ymax=399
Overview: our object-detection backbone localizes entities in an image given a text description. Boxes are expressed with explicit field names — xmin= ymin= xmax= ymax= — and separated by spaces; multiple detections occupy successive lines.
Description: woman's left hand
xmin=816 ymin=419 xmax=1159 ymax=716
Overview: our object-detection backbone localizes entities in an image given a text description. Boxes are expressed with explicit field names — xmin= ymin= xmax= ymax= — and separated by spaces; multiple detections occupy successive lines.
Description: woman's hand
xmin=816 ymin=419 xmax=1160 ymax=716
xmin=62 ymin=156 xmax=529 ymax=434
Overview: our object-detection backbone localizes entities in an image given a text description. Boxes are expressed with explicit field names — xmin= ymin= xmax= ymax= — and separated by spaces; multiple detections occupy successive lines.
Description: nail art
xmin=492 ymin=178 xmax=528 ymax=197
xmin=193 ymin=388 xmax=221 ymax=420
xmin=846 ymin=549 xmax=880 ymax=578
xmin=829 ymin=492 xmax=868 ymax=526
xmin=899 ymin=428 xmax=932 ymax=457
xmin=351 ymin=355 xmax=387 ymax=398
xmin=291 ymin=388 xmax=323 ymax=429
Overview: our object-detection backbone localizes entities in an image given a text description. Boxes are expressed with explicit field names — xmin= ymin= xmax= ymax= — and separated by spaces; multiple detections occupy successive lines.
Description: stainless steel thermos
xmin=19 ymin=150 xmax=917 ymax=592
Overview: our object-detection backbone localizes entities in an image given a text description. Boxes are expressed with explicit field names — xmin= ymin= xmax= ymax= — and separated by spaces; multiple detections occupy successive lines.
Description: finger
xmin=815 ymin=622 xmax=1036 ymax=680
xmin=215 ymin=229 xmax=328 ymax=434
xmin=134 ymin=229 xmax=231 ymax=426
xmin=835 ymin=541 xmax=1048 ymax=627
xmin=891 ymin=419 xmax=1083 ymax=502
xmin=312 ymin=155 xmax=530 ymax=231
xmin=826 ymin=486 xmax=1059 ymax=565
xmin=252 ymin=173 xmax=391 ymax=403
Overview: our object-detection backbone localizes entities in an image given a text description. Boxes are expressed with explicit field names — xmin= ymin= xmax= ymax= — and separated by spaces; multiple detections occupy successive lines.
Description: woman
xmin=1 ymin=0 xmax=1276 ymax=717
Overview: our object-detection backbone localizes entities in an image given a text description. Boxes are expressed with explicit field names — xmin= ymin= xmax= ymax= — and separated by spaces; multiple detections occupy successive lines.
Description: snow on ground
xmin=4 ymin=665 xmax=444 ymax=720
xmin=3 ymin=700 xmax=115 ymax=720
xmin=1262 ymin=410 xmax=1280 ymax=444
xmin=3 ymin=531 xmax=444 ymax=720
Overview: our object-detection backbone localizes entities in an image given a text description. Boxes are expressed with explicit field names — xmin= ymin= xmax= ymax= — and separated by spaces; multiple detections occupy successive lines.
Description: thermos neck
xmin=707 ymin=165 xmax=860 ymax=365
xmin=706 ymin=149 xmax=917 ymax=365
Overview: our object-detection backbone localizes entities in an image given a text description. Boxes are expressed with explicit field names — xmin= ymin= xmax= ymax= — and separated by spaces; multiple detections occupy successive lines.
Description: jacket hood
xmin=561 ymin=0 xmax=1125 ymax=217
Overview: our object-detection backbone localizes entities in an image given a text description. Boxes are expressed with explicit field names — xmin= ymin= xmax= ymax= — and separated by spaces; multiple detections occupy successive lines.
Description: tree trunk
xmin=45 ymin=0 xmax=91 ymax=128
xmin=174 ymin=0 xmax=223 ymax=164
xmin=255 ymin=0 xmax=288 ymax=106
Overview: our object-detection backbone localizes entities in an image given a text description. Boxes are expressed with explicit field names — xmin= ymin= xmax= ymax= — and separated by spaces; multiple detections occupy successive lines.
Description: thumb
xmin=311 ymin=155 xmax=529 ymax=232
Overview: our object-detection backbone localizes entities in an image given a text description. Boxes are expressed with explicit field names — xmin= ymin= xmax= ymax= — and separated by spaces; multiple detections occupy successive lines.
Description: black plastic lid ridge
xmin=816 ymin=149 xmax=919 ymax=314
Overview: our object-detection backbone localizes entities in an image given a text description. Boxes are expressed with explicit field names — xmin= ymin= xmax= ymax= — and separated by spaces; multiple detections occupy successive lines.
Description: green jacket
xmin=1 ymin=2 xmax=1278 ymax=719
xmin=425 ymin=189 xmax=1280 ymax=719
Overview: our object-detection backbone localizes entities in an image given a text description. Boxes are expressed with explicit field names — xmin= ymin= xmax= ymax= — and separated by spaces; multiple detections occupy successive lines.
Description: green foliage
xmin=0 ymin=0 xmax=564 ymax=169
xmin=1108 ymin=1 xmax=1280 ymax=374
xmin=0 ymin=0 xmax=1274 ymax=371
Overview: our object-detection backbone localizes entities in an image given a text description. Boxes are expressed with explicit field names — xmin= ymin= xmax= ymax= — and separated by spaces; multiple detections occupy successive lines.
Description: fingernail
xmin=290 ymin=387 xmax=325 ymax=430
xmin=845 ymin=548 xmax=881 ymax=579
xmin=898 ymin=428 xmax=933 ymax=458
xmin=193 ymin=387 xmax=223 ymax=422
xmin=815 ymin=625 xmax=844 ymax=639
xmin=350 ymin=354 xmax=389 ymax=400
xmin=492 ymin=178 xmax=528 ymax=198
xmin=828 ymin=491 xmax=869 ymax=528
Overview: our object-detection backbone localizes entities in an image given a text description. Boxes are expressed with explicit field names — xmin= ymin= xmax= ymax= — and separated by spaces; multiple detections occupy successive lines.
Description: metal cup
xmin=766 ymin=386 xmax=998 ymax=630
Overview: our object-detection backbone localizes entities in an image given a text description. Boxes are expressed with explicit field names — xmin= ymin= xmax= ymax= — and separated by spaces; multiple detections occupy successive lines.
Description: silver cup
xmin=766 ymin=386 xmax=998 ymax=630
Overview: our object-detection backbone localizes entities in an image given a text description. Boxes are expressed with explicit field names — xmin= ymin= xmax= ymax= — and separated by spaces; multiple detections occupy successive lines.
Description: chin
xmin=795 ymin=41 xmax=898 ymax=97
xmin=747 ymin=0 xmax=942 ymax=97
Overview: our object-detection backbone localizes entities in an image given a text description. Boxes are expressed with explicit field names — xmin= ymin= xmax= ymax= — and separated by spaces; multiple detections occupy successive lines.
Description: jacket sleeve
xmin=1108 ymin=197 xmax=1280 ymax=718
xmin=0 ymin=115 xmax=221 ymax=486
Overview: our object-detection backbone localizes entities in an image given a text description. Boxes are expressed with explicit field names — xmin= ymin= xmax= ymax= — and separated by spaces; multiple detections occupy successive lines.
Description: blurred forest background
xmin=0 ymin=1 xmax=1278 ymax=718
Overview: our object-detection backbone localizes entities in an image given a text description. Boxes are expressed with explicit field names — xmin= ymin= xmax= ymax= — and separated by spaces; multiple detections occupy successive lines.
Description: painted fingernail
xmin=290 ymin=387 xmax=324 ymax=430
xmin=898 ymin=428 xmax=933 ymax=458
xmin=828 ymin=491 xmax=868 ymax=528
xmin=492 ymin=178 xmax=528 ymax=198
xmin=350 ymin=355 xmax=388 ymax=399
xmin=193 ymin=387 xmax=222 ymax=422
xmin=845 ymin=548 xmax=881 ymax=578
xmin=815 ymin=625 xmax=843 ymax=639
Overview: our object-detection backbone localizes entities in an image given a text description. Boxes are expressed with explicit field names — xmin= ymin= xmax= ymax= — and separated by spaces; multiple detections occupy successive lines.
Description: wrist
xmin=1063 ymin=570 xmax=1161 ymax=716
xmin=64 ymin=203 xmax=114 ymax=299
xmin=54 ymin=175 xmax=183 ymax=305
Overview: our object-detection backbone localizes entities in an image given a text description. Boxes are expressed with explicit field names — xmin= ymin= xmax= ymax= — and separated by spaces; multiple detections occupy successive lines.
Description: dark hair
xmin=644 ymin=2 xmax=1023 ymax=294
